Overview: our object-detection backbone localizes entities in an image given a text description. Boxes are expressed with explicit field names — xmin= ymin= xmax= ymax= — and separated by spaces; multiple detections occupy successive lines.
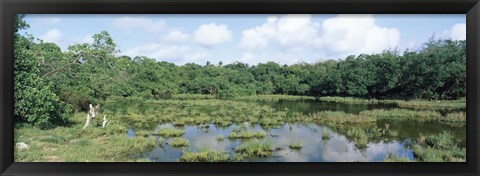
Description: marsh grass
xmin=318 ymin=96 xmax=396 ymax=105
xmin=156 ymin=127 xmax=185 ymax=137
xmin=179 ymin=149 xmax=231 ymax=162
xmin=236 ymin=95 xmax=315 ymax=102
xmin=288 ymin=142 xmax=303 ymax=150
xmin=396 ymin=99 xmax=465 ymax=110
xmin=413 ymin=132 xmax=466 ymax=162
xmin=359 ymin=109 xmax=441 ymax=122
xmin=322 ymin=129 xmax=331 ymax=140
xmin=170 ymin=138 xmax=189 ymax=147
xmin=216 ymin=136 xmax=225 ymax=141
xmin=442 ymin=112 xmax=466 ymax=122
xmin=383 ymin=151 xmax=412 ymax=162
xmin=228 ymin=131 xmax=266 ymax=139
xmin=236 ymin=140 xmax=274 ymax=157
xmin=14 ymin=113 xmax=157 ymax=162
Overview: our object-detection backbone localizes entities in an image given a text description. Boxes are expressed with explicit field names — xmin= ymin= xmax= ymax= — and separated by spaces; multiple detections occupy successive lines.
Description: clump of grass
xmin=288 ymin=143 xmax=303 ymax=150
xmin=311 ymin=111 xmax=376 ymax=124
xmin=318 ymin=96 xmax=396 ymax=105
xmin=236 ymin=95 xmax=315 ymax=102
xmin=236 ymin=140 xmax=274 ymax=157
xmin=396 ymin=99 xmax=465 ymax=110
xmin=179 ymin=150 xmax=231 ymax=162
xmin=216 ymin=136 xmax=225 ymax=141
xmin=135 ymin=130 xmax=151 ymax=137
xmin=156 ymin=127 xmax=185 ymax=137
xmin=359 ymin=109 xmax=441 ymax=122
xmin=170 ymin=138 xmax=189 ymax=147
xmin=413 ymin=132 xmax=466 ymax=162
xmin=442 ymin=112 xmax=466 ymax=122
xmin=228 ymin=131 xmax=266 ymax=139
xmin=322 ymin=129 xmax=331 ymax=140
xmin=383 ymin=151 xmax=412 ymax=162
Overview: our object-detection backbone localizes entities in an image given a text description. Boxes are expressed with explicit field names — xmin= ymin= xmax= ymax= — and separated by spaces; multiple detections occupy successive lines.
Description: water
xmin=106 ymin=99 xmax=465 ymax=162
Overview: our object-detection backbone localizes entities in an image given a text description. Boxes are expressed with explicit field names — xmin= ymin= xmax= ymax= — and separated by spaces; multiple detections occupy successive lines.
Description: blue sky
xmin=21 ymin=14 xmax=466 ymax=65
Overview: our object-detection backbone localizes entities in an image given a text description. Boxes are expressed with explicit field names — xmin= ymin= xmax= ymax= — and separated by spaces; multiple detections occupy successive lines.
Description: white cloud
xmin=194 ymin=23 xmax=232 ymax=46
xmin=319 ymin=15 xmax=400 ymax=57
xmin=240 ymin=15 xmax=320 ymax=51
xmin=161 ymin=30 xmax=190 ymax=42
xmin=40 ymin=29 xmax=63 ymax=43
xmin=112 ymin=17 xmax=166 ymax=33
xmin=449 ymin=23 xmax=466 ymax=40
xmin=239 ymin=14 xmax=400 ymax=61
xmin=124 ymin=42 xmax=211 ymax=65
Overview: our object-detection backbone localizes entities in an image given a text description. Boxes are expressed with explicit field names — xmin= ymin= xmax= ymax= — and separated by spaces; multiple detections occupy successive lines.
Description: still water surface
xmin=111 ymin=99 xmax=465 ymax=162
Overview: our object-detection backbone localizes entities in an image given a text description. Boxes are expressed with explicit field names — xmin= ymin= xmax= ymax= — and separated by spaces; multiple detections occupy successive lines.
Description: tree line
xmin=14 ymin=16 xmax=466 ymax=128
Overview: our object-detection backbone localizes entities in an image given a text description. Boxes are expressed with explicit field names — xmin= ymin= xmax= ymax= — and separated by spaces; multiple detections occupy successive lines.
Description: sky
xmin=21 ymin=14 xmax=466 ymax=66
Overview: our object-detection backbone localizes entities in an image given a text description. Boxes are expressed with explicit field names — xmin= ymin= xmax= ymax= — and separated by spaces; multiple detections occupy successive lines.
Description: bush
xmin=14 ymin=35 xmax=73 ymax=128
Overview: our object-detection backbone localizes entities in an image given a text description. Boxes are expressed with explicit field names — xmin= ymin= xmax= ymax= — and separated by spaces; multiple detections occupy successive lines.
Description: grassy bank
xmin=14 ymin=113 xmax=154 ymax=162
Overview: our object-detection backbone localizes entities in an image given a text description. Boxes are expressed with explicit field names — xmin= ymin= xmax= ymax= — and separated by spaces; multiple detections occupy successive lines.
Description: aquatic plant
xmin=288 ymin=143 xmax=303 ymax=150
xmin=179 ymin=150 xmax=231 ymax=162
xmin=170 ymin=138 xmax=189 ymax=147
xmin=228 ymin=131 xmax=266 ymax=139
xmin=236 ymin=140 xmax=274 ymax=157
xmin=156 ymin=127 xmax=185 ymax=137
xmin=322 ymin=129 xmax=331 ymax=140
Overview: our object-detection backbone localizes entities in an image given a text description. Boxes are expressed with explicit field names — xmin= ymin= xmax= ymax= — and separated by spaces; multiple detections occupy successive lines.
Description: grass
xmin=322 ymin=129 xmax=331 ymax=140
xmin=236 ymin=140 xmax=274 ymax=157
xmin=412 ymin=132 xmax=466 ymax=162
xmin=135 ymin=130 xmax=151 ymax=137
xmin=236 ymin=94 xmax=315 ymax=102
xmin=318 ymin=96 xmax=397 ymax=105
xmin=442 ymin=112 xmax=466 ymax=122
xmin=179 ymin=149 xmax=232 ymax=162
xmin=359 ymin=109 xmax=441 ymax=122
xmin=170 ymin=138 xmax=189 ymax=147
xmin=15 ymin=95 xmax=466 ymax=162
xmin=14 ymin=113 xmax=157 ymax=162
xmin=156 ymin=127 xmax=185 ymax=138
xmin=396 ymin=99 xmax=465 ymax=110
xmin=216 ymin=136 xmax=225 ymax=141
xmin=383 ymin=151 xmax=412 ymax=162
xmin=288 ymin=143 xmax=303 ymax=150
xmin=311 ymin=111 xmax=376 ymax=124
xmin=228 ymin=131 xmax=266 ymax=139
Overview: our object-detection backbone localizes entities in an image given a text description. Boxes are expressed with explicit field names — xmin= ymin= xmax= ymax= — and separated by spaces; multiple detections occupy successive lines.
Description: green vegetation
xmin=359 ymin=109 xmax=441 ymax=122
xmin=170 ymin=138 xmax=189 ymax=147
xmin=442 ymin=112 xmax=466 ymax=122
xmin=322 ymin=129 xmax=331 ymax=140
xmin=156 ymin=127 xmax=185 ymax=138
xmin=14 ymin=113 xmax=156 ymax=162
xmin=236 ymin=95 xmax=315 ymax=102
xmin=413 ymin=132 xmax=466 ymax=162
xmin=179 ymin=150 xmax=232 ymax=162
xmin=383 ymin=151 xmax=412 ymax=162
xmin=228 ymin=131 xmax=266 ymax=139
xmin=236 ymin=140 xmax=274 ymax=157
xmin=13 ymin=15 xmax=466 ymax=162
xmin=288 ymin=143 xmax=303 ymax=150
xmin=216 ymin=136 xmax=225 ymax=141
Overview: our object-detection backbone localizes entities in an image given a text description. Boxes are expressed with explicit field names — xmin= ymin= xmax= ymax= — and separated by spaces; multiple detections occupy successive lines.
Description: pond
xmin=104 ymin=98 xmax=466 ymax=162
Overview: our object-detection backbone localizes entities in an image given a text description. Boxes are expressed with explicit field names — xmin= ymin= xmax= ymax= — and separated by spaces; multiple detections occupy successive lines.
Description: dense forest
xmin=14 ymin=15 xmax=466 ymax=128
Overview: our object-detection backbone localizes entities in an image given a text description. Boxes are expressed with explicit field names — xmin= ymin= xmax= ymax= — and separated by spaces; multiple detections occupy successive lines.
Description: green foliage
xmin=170 ymin=138 xmax=189 ymax=147
xmin=14 ymin=16 xmax=73 ymax=128
xmin=179 ymin=150 xmax=231 ymax=162
xmin=413 ymin=132 xmax=466 ymax=162
xmin=236 ymin=140 xmax=274 ymax=157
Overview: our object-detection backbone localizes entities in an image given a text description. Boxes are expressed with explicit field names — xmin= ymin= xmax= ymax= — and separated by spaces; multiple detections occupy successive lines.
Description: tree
xmin=14 ymin=15 xmax=72 ymax=128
